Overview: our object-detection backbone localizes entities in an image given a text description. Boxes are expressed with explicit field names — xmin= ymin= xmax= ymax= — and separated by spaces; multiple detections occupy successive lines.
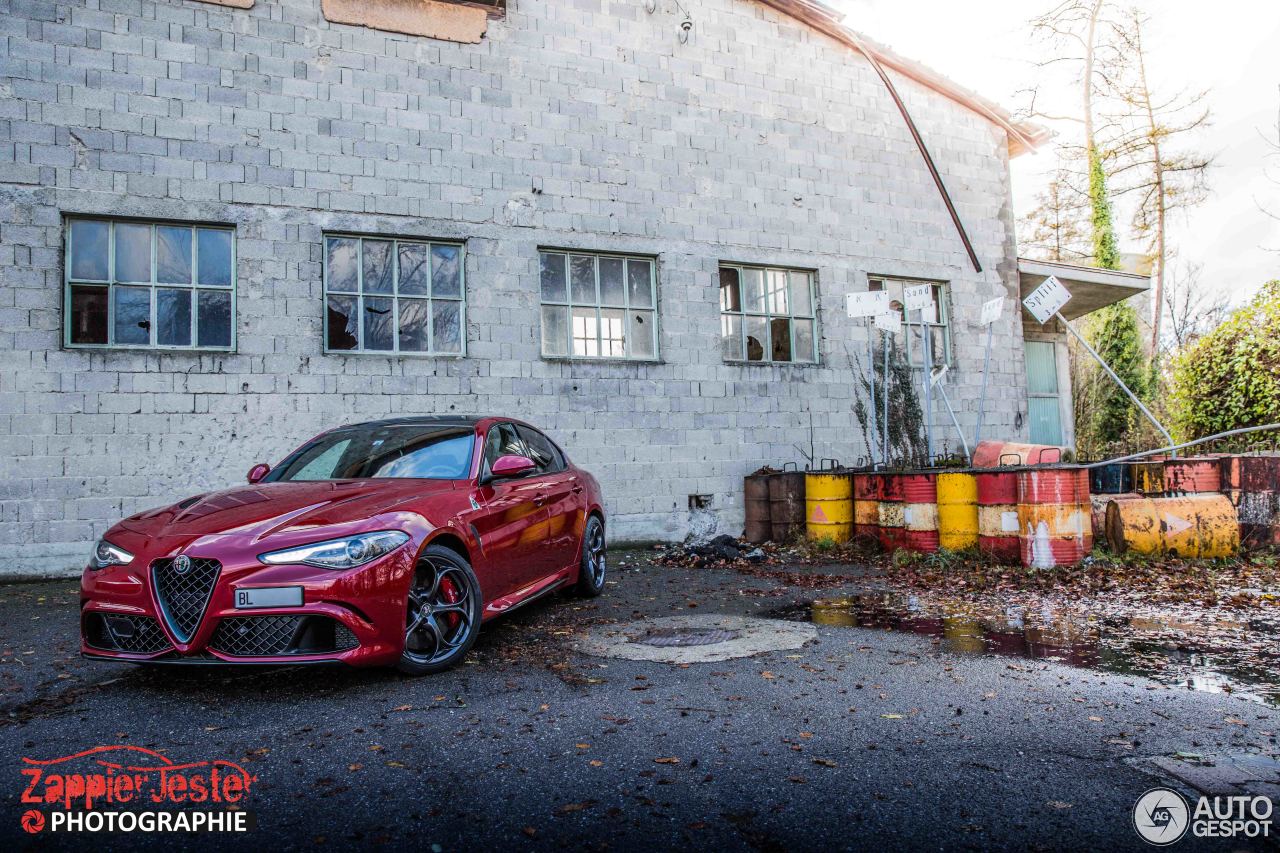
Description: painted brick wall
xmin=0 ymin=0 xmax=1033 ymax=575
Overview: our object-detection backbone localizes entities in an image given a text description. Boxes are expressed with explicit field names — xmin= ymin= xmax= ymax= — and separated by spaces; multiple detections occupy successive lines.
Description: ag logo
xmin=173 ymin=555 xmax=192 ymax=574
xmin=1133 ymin=787 xmax=1190 ymax=845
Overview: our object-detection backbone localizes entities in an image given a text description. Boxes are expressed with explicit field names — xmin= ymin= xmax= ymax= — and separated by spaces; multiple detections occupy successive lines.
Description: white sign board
xmin=875 ymin=311 xmax=900 ymax=334
xmin=904 ymin=284 xmax=932 ymax=311
xmin=929 ymin=364 xmax=948 ymax=387
xmin=980 ymin=297 xmax=1003 ymax=326
xmin=919 ymin=302 xmax=938 ymax=325
xmin=1022 ymin=275 xmax=1072 ymax=324
xmin=846 ymin=291 xmax=890 ymax=318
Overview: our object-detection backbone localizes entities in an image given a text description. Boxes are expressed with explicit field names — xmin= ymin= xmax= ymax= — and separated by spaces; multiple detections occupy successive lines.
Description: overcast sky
xmin=825 ymin=0 xmax=1280 ymax=304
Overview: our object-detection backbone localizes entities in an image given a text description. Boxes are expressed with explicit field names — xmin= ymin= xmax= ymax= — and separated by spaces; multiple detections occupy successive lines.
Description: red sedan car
xmin=81 ymin=416 xmax=607 ymax=674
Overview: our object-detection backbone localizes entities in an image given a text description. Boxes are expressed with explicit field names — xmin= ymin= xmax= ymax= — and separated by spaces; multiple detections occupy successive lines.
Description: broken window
xmin=539 ymin=250 xmax=658 ymax=361
xmin=323 ymin=235 xmax=465 ymax=356
xmin=64 ymin=217 xmax=235 ymax=351
xmin=867 ymin=276 xmax=952 ymax=368
xmin=719 ymin=264 xmax=817 ymax=364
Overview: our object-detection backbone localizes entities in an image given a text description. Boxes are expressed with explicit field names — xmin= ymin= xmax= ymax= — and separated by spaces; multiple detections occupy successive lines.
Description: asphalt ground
xmin=1 ymin=551 xmax=1277 ymax=851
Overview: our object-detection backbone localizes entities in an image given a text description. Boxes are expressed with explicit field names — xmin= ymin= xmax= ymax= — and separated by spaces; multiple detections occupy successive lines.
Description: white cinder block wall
xmin=0 ymin=0 xmax=1033 ymax=575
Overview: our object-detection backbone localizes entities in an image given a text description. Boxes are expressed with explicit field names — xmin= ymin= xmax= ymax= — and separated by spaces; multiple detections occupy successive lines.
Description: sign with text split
xmin=1022 ymin=276 xmax=1071 ymax=324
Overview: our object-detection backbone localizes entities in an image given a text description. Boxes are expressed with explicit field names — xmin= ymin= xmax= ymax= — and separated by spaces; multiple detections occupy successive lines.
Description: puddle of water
xmin=766 ymin=594 xmax=1280 ymax=707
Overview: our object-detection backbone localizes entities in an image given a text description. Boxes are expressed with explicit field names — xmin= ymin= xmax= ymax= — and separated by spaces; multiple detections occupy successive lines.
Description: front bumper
xmin=80 ymin=546 xmax=415 ymax=667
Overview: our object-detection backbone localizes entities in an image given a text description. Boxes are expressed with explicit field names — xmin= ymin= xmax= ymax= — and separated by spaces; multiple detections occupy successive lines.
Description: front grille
xmin=152 ymin=557 xmax=220 ymax=642
xmin=210 ymin=616 xmax=359 ymax=657
xmin=84 ymin=613 xmax=172 ymax=655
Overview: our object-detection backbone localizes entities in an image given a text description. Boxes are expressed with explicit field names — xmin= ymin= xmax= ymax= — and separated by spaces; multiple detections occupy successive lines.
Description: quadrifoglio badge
xmin=19 ymin=745 xmax=257 ymax=834
xmin=1133 ymin=787 xmax=1273 ymax=845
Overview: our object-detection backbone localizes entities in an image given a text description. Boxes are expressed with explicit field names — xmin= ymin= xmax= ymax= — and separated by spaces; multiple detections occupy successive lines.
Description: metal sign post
xmin=973 ymin=296 xmax=1003 ymax=448
xmin=876 ymin=309 xmax=899 ymax=465
xmin=848 ymin=291 xmax=892 ymax=464
xmin=904 ymin=284 xmax=934 ymax=462
xmin=931 ymin=364 xmax=971 ymax=462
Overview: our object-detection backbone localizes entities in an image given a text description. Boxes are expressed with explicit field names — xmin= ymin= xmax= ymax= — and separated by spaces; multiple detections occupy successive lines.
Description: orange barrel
xmin=768 ymin=471 xmax=806 ymax=543
xmin=1131 ymin=460 xmax=1165 ymax=494
xmin=853 ymin=472 xmax=880 ymax=545
xmin=805 ymin=470 xmax=853 ymax=545
xmin=900 ymin=473 xmax=939 ymax=553
xmin=936 ymin=471 xmax=979 ymax=551
xmin=1017 ymin=466 xmax=1092 ymax=568
xmin=1104 ymin=494 xmax=1239 ymax=558
xmin=743 ymin=471 xmax=773 ymax=543
xmin=1218 ymin=455 xmax=1280 ymax=549
xmin=1091 ymin=493 xmax=1140 ymax=545
xmin=1163 ymin=457 xmax=1221 ymax=494
xmin=972 ymin=441 xmax=1063 ymax=468
xmin=877 ymin=473 xmax=905 ymax=552
xmin=976 ymin=470 xmax=1020 ymax=563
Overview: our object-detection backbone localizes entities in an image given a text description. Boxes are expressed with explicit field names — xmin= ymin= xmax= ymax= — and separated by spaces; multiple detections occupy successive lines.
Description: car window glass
xmin=268 ymin=427 xmax=475 ymax=481
xmin=482 ymin=423 xmax=527 ymax=471
xmin=370 ymin=433 xmax=474 ymax=479
xmin=283 ymin=439 xmax=352 ymax=481
xmin=516 ymin=426 xmax=563 ymax=473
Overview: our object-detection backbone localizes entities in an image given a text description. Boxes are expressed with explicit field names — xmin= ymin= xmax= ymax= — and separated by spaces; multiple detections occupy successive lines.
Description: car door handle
xmin=571 ymin=486 xmax=583 ymax=494
xmin=534 ymin=496 xmax=548 ymax=507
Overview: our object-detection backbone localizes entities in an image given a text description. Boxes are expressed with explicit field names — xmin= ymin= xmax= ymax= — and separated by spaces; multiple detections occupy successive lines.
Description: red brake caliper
xmin=437 ymin=576 xmax=461 ymax=634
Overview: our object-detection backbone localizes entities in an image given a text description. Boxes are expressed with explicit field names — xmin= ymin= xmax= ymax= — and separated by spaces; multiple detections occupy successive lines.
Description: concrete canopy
xmin=1018 ymin=258 xmax=1150 ymax=322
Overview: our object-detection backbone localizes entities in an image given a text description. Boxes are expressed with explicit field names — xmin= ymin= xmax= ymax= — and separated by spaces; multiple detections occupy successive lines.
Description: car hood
xmin=117 ymin=479 xmax=459 ymax=542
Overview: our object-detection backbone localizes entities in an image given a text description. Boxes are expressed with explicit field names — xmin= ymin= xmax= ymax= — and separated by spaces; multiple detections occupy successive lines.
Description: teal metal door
xmin=1025 ymin=340 xmax=1063 ymax=445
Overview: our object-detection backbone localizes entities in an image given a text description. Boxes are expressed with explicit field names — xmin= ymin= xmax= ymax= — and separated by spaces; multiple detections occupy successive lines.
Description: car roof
xmin=335 ymin=415 xmax=488 ymax=431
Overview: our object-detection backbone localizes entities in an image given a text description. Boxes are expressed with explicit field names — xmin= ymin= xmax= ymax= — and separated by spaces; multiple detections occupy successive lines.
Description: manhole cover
xmin=632 ymin=628 xmax=741 ymax=648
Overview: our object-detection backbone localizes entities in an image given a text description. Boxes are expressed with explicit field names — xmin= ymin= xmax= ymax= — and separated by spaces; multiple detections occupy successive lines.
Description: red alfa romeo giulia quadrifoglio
xmin=80 ymin=416 xmax=606 ymax=674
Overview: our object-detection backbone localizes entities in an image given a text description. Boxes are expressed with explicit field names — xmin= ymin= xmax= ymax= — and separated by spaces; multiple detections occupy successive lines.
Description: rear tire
xmin=397 ymin=545 xmax=482 ymax=676
xmin=575 ymin=515 xmax=607 ymax=597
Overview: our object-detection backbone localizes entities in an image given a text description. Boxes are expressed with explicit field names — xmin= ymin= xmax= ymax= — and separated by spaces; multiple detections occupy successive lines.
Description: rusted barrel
xmin=768 ymin=471 xmax=806 ymax=543
xmin=1090 ymin=493 xmax=1141 ymax=545
xmin=877 ymin=473 xmax=905 ymax=552
xmin=1163 ymin=457 xmax=1221 ymax=494
xmin=976 ymin=470 xmax=1019 ymax=563
xmin=1130 ymin=460 xmax=1165 ymax=495
xmin=1104 ymin=494 xmax=1239 ymax=558
xmin=743 ymin=471 xmax=773 ymax=543
xmin=853 ymin=472 xmax=880 ymax=545
xmin=972 ymin=441 xmax=1062 ymax=468
xmin=1217 ymin=455 xmax=1280 ymax=549
xmin=901 ymin=473 xmax=939 ymax=553
xmin=805 ymin=470 xmax=853 ymax=545
xmin=936 ymin=471 xmax=979 ymax=551
xmin=1017 ymin=466 xmax=1092 ymax=568
xmin=1089 ymin=463 xmax=1132 ymax=495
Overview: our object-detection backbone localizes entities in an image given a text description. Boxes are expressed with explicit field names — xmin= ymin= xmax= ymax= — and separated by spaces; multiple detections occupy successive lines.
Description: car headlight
xmin=89 ymin=539 xmax=134 ymax=570
xmin=258 ymin=531 xmax=410 ymax=570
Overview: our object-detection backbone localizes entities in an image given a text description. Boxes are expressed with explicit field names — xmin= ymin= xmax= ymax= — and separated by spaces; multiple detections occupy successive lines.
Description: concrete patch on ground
xmin=575 ymin=613 xmax=817 ymax=664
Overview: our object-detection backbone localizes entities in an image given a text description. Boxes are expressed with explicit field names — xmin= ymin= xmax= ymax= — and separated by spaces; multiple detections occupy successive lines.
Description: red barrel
xmin=1017 ymin=466 xmax=1092 ymax=567
xmin=900 ymin=472 xmax=939 ymax=553
xmin=975 ymin=470 xmax=1019 ymax=563
xmin=1163 ymin=457 xmax=1221 ymax=494
xmin=853 ymin=472 xmax=880 ymax=544
xmin=972 ymin=441 xmax=1063 ymax=468
xmin=877 ymin=473 xmax=905 ymax=552
xmin=1218 ymin=454 xmax=1280 ymax=549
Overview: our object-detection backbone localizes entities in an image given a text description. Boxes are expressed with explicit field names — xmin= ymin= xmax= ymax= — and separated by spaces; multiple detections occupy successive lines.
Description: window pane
xmin=362 ymin=240 xmax=393 ymax=294
xmin=157 ymin=288 xmax=192 ymax=346
xmin=721 ymin=314 xmax=742 ymax=360
xmin=431 ymin=244 xmax=461 ymax=297
xmin=929 ymin=327 xmax=946 ymax=367
xmin=516 ymin=425 xmax=560 ymax=472
xmin=540 ymin=252 xmax=567 ymax=302
xmin=69 ymin=285 xmax=108 ymax=344
xmin=600 ymin=307 xmax=625 ymax=357
xmin=432 ymin=300 xmax=462 ymax=354
xmin=599 ymin=257 xmax=625 ymax=306
xmin=719 ymin=267 xmax=741 ymax=312
xmin=541 ymin=305 xmax=569 ymax=356
xmin=1025 ymin=341 xmax=1059 ymax=394
xmin=789 ymin=271 xmax=813 ymax=316
xmin=326 ymin=295 xmax=358 ymax=350
xmin=628 ymin=260 xmax=653 ymax=308
xmin=1029 ymin=397 xmax=1064 ymax=446
xmin=156 ymin=226 xmax=192 ymax=284
xmin=630 ymin=310 xmax=655 ymax=359
xmin=113 ymin=285 xmax=151 ymax=345
xmin=765 ymin=269 xmax=789 ymax=315
xmin=114 ymin=223 xmax=151 ymax=283
xmin=794 ymin=318 xmax=816 ymax=363
xmin=362 ymin=296 xmax=394 ymax=351
xmin=740 ymin=268 xmax=766 ymax=313
xmin=398 ymin=243 xmax=430 ymax=295
xmin=570 ymin=255 xmax=595 ymax=304
xmin=571 ymin=307 xmax=599 ymax=357
xmin=744 ymin=315 xmax=767 ymax=362
xmin=196 ymin=290 xmax=232 ymax=347
xmin=770 ymin=317 xmax=792 ymax=362
xmin=196 ymin=229 xmax=232 ymax=286
xmin=69 ymin=220 xmax=109 ymax=280
xmin=397 ymin=298 xmax=431 ymax=351
xmin=326 ymin=237 xmax=359 ymax=293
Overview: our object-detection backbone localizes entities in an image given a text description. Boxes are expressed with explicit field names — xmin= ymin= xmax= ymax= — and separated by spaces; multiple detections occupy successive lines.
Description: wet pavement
xmin=1 ymin=552 xmax=1279 ymax=851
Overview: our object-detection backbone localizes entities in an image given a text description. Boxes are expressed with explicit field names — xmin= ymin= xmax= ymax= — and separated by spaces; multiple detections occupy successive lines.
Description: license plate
xmin=234 ymin=586 xmax=303 ymax=609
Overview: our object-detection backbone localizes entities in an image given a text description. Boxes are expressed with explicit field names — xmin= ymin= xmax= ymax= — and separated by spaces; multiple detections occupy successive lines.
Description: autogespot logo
xmin=1133 ymin=788 xmax=1191 ymax=845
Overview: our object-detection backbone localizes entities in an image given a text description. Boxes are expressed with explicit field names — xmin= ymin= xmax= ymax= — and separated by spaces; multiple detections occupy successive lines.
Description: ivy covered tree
xmin=1078 ymin=300 xmax=1149 ymax=453
xmin=1170 ymin=281 xmax=1280 ymax=443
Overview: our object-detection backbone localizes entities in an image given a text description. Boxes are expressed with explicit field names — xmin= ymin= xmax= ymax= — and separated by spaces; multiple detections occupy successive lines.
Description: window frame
xmin=866 ymin=275 xmax=952 ymax=369
xmin=322 ymin=233 xmax=467 ymax=357
xmin=62 ymin=216 xmax=237 ymax=352
xmin=718 ymin=262 xmax=819 ymax=365
xmin=538 ymin=248 xmax=660 ymax=362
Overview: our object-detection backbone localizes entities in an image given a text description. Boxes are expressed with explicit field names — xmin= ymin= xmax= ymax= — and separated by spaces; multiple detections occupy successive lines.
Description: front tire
xmin=575 ymin=515 xmax=607 ymax=597
xmin=397 ymin=545 xmax=482 ymax=676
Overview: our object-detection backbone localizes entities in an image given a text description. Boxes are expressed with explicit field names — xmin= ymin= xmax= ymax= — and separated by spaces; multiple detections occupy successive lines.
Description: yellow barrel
xmin=936 ymin=471 xmax=979 ymax=550
xmin=1131 ymin=461 xmax=1165 ymax=495
xmin=1104 ymin=494 xmax=1239 ymax=558
xmin=805 ymin=471 xmax=853 ymax=544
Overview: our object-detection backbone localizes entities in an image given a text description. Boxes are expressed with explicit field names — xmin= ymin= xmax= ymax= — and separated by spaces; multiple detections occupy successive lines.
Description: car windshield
xmin=266 ymin=425 xmax=476 ymax=482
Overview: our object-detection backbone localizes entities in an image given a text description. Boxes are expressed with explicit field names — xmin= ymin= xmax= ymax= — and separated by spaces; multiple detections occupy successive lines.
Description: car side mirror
xmin=489 ymin=454 xmax=536 ymax=480
xmin=247 ymin=463 xmax=271 ymax=484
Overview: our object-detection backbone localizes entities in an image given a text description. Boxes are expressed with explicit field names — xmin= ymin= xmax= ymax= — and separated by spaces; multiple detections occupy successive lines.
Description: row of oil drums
xmin=743 ymin=467 xmax=808 ymax=544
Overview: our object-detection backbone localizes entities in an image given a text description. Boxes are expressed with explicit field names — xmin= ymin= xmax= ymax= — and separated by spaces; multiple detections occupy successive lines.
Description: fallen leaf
xmin=813 ymin=758 xmax=839 ymax=768
xmin=654 ymin=757 xmax=680 ymax=765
